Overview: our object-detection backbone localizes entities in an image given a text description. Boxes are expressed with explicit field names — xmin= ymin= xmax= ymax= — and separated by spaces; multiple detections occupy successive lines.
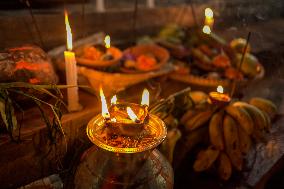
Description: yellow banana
xmin=233 ymin=101 xmax=266 ymax=131
xmin=261 ymin=110 xmax=272 ymax=131
xmin=218 ymin=152 xmax=232 ymax=180
xmin=163 ymin=114 xmax=179 ymax=129
xmin=223 ymin=115 xmax=239 ymax=151
xmin=209 ymin=111 xmax=225 ymax=150
xmin=180 ymin=109 xmax=197 ymax=125
xmin=160 ymin=128 xmax=182 ymax=164
xmin=225 ymin=105 xmax=254 ymax=135
xmin=249 ymin=97 xmax=277 ymax=119
xmin=193 ymin=147 xmax=220 ymax=172
xmin=189 ymin=91 xmax=208 ymax=105
xmin=227 ymin=149 xmax=243 ymax=171
xmin=238 ymin=126 xmax=252 ymax=155
xmin=185 ymin=110 xmax=213 ymax=131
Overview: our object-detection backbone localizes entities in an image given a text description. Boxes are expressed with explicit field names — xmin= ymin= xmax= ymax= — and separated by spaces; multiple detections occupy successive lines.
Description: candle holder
xmin=74 ymin=106 xmax=173 ymax=188
xmin=106 ymin=102 xmax=149 ymax=137
xmin=208 ymin=91 xmax=231 ymax=107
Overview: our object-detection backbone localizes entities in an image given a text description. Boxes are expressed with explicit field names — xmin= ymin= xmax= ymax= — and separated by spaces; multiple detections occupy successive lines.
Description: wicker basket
xmin=78 ymin=64 xmax=174 ymax=97
xmin=75 ymin=46 xmax=122 ymax=68
xmin=122 ymin=44 xmax=170 ymax=73
xmin=169 ymin=64 xmax=265 ymax=88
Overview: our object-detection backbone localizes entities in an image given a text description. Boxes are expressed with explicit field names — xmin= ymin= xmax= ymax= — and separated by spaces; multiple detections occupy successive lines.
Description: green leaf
xmin=0 ymin=99 xmax=8 ymax=129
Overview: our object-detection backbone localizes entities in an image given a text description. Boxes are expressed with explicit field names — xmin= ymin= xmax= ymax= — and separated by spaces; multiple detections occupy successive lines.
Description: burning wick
xmin=99 ymin=86 xmax=110 ymax=119
xmin=217 ymin=85 xmax=223 ymax=93
xmin=111 ymin=95 xmax=117 ymax=105
xmin=104 ymin=35 xmax=111 ymax=49
xmin=202 ymin=25 xmax=211 ymax=35
xmin=141 ymin=89 xmax=150 ymax=106
xmin=127 ymin=107 xmax=140 ymax=123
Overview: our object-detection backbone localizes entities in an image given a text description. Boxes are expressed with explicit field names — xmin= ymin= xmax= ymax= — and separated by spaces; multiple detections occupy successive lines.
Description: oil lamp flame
xmin=111 ymin=95 xmax=117 ymax=105
xmin=110 ymin=118 xmax=117 ymax=122
xmin=64 ymin=11 xmax=73 ymax=51
xmin=202 ymin=25 xmax=211 ymax=34
xmin=99 ymin=86 xmax=110 ymax=119
xmin=217 ymin=85 xmax=224 ymax=93
xmin=127 ymin=107 xmax=139 ymax=122
xmin=141 ymin=89 xmax=149 ymax=106
xmin=205 ymin=8 xmax=213 ymax=19
xmin=104 ymin=35 xmax=111 ymax=49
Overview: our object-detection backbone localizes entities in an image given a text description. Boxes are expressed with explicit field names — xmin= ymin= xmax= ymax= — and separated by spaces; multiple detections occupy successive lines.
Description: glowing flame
xmin=110 ymin=118 xmax=117 ymax=122
xmin=205 ymin=8 xmax=214 ymax=19
xmin=65 ymin=11 xmax=73 ymax=51
xmin=141 ymin=89 xmax=149 ymax=106
xmin=111 ymin=95 xmax=117 ymax=105
xmin=126 ymin=107 xmax=139 ymax=122
xmin=104 ymin=35 xmax=111 ymax=49
xmin=99 ymin=86 xmax=110 ymax=118
xmin=202 ymin=25 xmax=211 ymax=34
xmin=217 ymin=85 xmax=224 ymax=93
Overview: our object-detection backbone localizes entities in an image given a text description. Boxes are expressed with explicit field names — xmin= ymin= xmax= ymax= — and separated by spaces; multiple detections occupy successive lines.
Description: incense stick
xmin=230 ymin=32 xmax=251 ymax=97
xmin=189 ymin=2 xmax=198 ymax=27
xmin=23 ymin=0 xmax=45 ymax=48
xmin=132 ymin=0 xmax=138 ymax=45
xmin=81 ymin=0 xmax=86 ymax=38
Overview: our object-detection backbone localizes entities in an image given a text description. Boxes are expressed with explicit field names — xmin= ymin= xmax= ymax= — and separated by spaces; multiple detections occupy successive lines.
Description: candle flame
xmin=65 ymin=11 xmax=73 ymax=51
xmin=126 ymin=107 xmax=139 ymax=122
xmin=99 ymin=86 xmax=110 ymax=118
xmin=141 ymin=89 xmax=149 ymax=106
xmin=104 ymin=35 xmax=111 ymax=49
xmin=217 ymin=85 xmax=224 ymax=93
xmin=111 ymin=95 xmax=117 ymax=105
xmin=202 ymin=25 xmax=211 ymax=34
xmin=205 ymin=8 xmax=214 ymax=19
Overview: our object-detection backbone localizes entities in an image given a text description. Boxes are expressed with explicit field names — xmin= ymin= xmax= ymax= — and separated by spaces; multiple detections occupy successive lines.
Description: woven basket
xmin=75 ymin=46 xmax=122 ymax=68
xmin=78 ymin=64 xmax=174 ymax=96
xmin=122 ymin=44 xmax=170 ymax=73
xmin=170 ymin=64 xmax=265 ymax=88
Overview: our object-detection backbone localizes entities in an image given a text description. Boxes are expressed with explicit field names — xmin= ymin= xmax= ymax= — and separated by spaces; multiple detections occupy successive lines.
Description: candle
xmin=64 ymin=11 xmax=82 ymax=112
xmin=96 ymin=0 xmax=105 ymax=12
xmin=204 ymin=8 xmax=214 ymax=30
xmin=147 ymin=0 xmax=155 ymax=8
xmin=209 ymin=85 xmax=231 ymax=106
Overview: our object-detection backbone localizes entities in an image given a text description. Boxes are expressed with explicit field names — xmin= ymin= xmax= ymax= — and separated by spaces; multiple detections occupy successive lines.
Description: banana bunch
xmin=182 ymin=94 xmax=277 ymax=180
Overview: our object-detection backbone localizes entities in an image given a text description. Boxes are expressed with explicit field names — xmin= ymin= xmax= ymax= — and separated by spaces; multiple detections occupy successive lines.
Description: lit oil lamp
xmin=209 ymin=85 xmax=231 ymax=106
xmin=87 ymin=87 xmax=166 ymax=153
xmin=105 ymin=89 xmax=150 ymax=137
xmin=204 ymin=8 xmax=214 ymax=30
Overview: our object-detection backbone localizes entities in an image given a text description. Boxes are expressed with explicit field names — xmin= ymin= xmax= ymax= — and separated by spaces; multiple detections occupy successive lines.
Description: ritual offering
xmin=74 ymin=88 xmax=174 ymax=188
xmin=154 ymin=87 xmax=278 ymax=181
xmin=121 ymin=44 xmax=170 ymax=73
xmin=155 ymin=24 xmax=265 ymax=88
xmin=75 ymin=35 xmax=122 ymax=67
xmin=0 ymin=45 xmax=58 ymax=84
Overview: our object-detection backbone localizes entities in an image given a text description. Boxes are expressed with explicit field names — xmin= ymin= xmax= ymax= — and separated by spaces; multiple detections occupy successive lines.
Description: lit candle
xmin=204 ymin=8 xmax=214 ymax=30
xmin=209 ymin=85 xmax=231 ymax=106
xmin=64 ymin=11 xmax=82 ymax=112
